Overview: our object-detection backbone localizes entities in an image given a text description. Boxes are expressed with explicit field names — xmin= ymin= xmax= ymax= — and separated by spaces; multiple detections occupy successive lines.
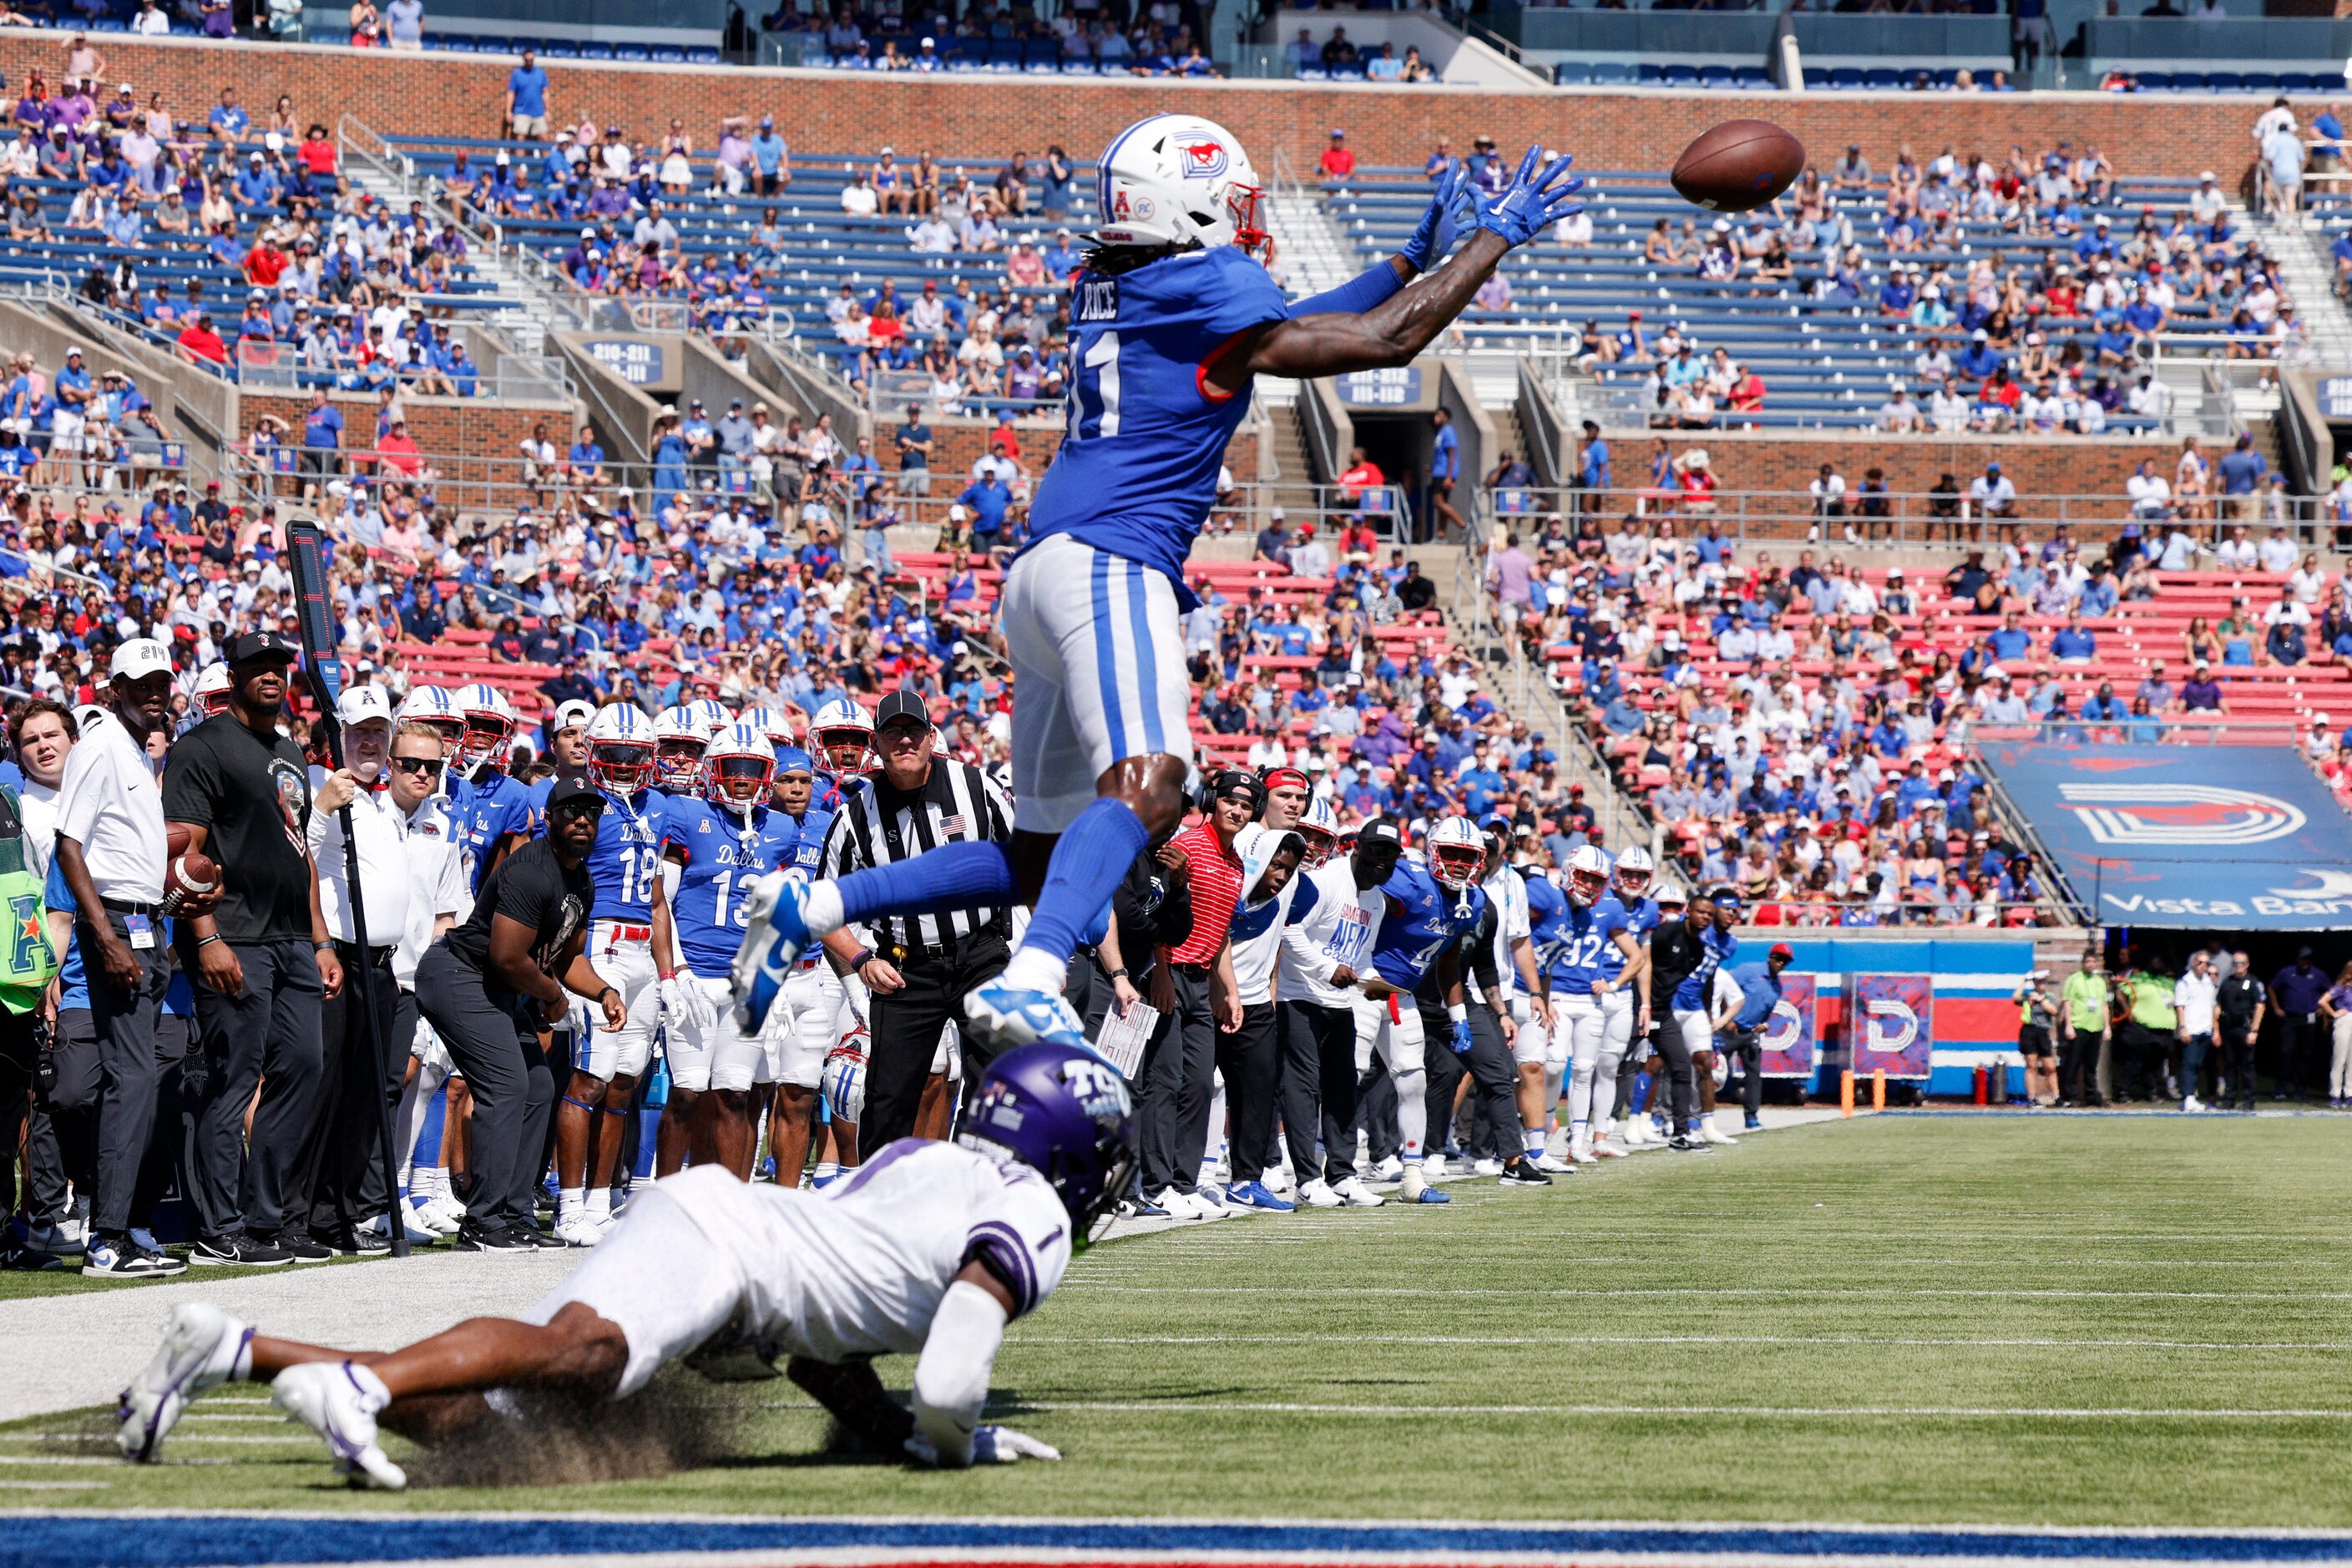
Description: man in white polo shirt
xmin=51 ymin=637 xmax=178 ymax=1279
xmin=291 ymin=685 xmax=414 ymax=1254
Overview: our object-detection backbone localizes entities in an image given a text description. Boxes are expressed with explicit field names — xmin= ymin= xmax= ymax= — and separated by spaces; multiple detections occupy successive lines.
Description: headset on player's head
xmin=1199 ymin=767 xmax=1265 ymax=817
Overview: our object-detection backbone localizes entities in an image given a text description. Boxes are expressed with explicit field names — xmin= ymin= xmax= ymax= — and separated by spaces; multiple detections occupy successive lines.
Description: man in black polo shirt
xmin=164 ymin=631 xmax=341 ymax=1265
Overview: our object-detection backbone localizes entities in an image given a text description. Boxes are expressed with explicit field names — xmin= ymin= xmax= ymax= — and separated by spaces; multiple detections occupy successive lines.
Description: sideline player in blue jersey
xmin=655 ymin=723 xmax=802 ymax=1181
xmin=550 ymin=705 xmax=675 ymax=1247
xmin=733 ymin=118 xmax=1584 ymax=1048
xmin=444 ymin=684 xmax=537 ymax=894
xmin=1351 ymin=817 xmax=1490 ymax=1205
xmin=1676 ymin=889 xmax=1747 ymax=1146
xmin=1525 ymin=844 xmax=1646 ymax=1164
xmin=527 ymin=701 xmax=596 ymax=819
xmin=1595 ymin=843 xmax=1658 ymax=1148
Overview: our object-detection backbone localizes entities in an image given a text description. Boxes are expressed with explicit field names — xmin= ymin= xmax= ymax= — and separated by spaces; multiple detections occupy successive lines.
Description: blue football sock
xmin=837 ymin=839 xmax=1017 ymax=927
xmin=1021 ymin=797 xmax=1151 ymax=966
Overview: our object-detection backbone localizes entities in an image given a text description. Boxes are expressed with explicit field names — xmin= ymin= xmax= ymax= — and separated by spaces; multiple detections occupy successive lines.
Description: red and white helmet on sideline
xmin=1565 ymin=842 xmax=1612 ymax=907
xmin=1425 ymin=815 xmax=1485 ymax=891
xmin=685 ymin=696 xmax=734 ymax=737
xmin=811 ymin=697 xmax=873 ymax=772
xmin=452 ymin=682 xmax=514 ymax=767
xmin=397 ymin=682 xmax=463 ymax=741
xmin=1296 ymin=796 xmax=1340 ymax=867
xmin=586 ymin=703 xmax=656 ymax=796
xmin=704 ymin=721 xmax=776 ymax=810
xmin=653 ymin=704 xmax=709 ymax=792
xmin=192 ymin=662 xmax=231 ymax=717
xmin=1614 ymin=843 xmax=1655 ymax=902
xmin=1095 ymin=114 xmax=1272 ymax=263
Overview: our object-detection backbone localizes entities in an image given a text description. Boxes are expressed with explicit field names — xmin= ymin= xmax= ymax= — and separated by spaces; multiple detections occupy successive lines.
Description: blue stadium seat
xmin=1862 ymin=68 xmax=1899 ymax=88
xmin=1826 ymin=67 xmax=1864 ymax=89
xmin=540 ymin=38 xmax=580 ymax=57
xmin=1589 ymin=61 xmax=1634 ymax=83
xmin=650 ymin=44 xmax=685 ymax=62
xmin=1696 ymin=64 xmax=1732 ymax=88
xmin=1552 ymin=62 xmax=1591 ymax=85
xmin=580 ymin=40 xmax=615 ymax=58
xmin=2204 ymin=70 xmax=2244 ymax=90
xmin=687 ymin=45 xmax=720 ymax=63
xmin=615 ymin=43 xmax=651 ymax=61
xmin=1661 ymin=63 xmax=1698 ymax=86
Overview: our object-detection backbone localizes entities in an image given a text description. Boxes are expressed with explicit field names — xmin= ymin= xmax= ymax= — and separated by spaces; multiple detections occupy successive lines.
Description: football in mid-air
xmin=1671 ymin=119 xmax=1807 ymax=212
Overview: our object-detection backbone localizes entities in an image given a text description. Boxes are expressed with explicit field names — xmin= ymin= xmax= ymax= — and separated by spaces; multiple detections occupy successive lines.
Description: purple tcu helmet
xmin=959 ymin=1042 xmax=1137 ymax=1247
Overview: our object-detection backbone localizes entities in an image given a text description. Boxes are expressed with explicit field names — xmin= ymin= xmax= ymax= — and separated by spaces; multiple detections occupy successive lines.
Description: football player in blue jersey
xmin=527 ymin=701 xmax=596 ymax=820
xmin=655 ymin=723 xmax=802 ymax=1181
xmin=1678 ymin=889 xmax=1747 ymax=1146
xmin=1596 ymin=843 xmax=1659 ymax=1148
xmin=805 ymin=697 xmax=874 ymax=816
xmin=1352 ymin=817 xmax=1493 ymax=1205
xmin=735 ymin=119 xmax=1583 ymax=1049
xmin=1524 ymin=844 xmax=1645 ymax=1164
xmin=551 ymin=705 xmax=678 ymax=1247
xmin=445 ymin=684 xmax=538 ymax=893
xmin=652 ymin=704 xmax=712 ymax=795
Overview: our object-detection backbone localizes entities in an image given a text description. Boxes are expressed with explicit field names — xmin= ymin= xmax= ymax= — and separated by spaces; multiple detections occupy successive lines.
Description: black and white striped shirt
xmin=819 ymin=757 xmax=1014 ymax=952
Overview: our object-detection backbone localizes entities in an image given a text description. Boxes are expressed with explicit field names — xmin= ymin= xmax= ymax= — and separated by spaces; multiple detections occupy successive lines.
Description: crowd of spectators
xmin=766 ymin=0 xmax=1220 ymax=74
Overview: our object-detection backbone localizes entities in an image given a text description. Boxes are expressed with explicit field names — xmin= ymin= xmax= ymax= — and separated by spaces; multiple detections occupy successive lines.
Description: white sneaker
xmin=1191 ymin=1187 xmax=1232 ymax=1221
xmin=116 ymin=1302 xmax=249 ymax=1462
xmin=1472 ymin=1156 xmax=1505 ymax=1176
xmin=1533 ymin=1151 xmax=1576 ymax=1174
xmin=1149 ymin=1187 xmax=1196 ymax=1221
xmin=554 ymin=1217 xmax=604 ymax=1248
xmin=1423 ymin=1153 xmax=1451 ymax=1179
xmin=271 ymin=1361 xmax=406 ymax=1490
xmin=1566 ymin=1138 xmax=1598 ymax=1166
xmin=1369 ymin=1155 xmax=1404 ymax=1183
xmin=1701 ymin=1116 xmax=1738 ymax=1146
xmin=1297 ymin=1178 xmax=1345 ymax=1209
xmin=1332 ymin=1176 xmax=1386 ymax=1208
xmin=411 ymin=1201 xmax=461 ymax=1237
xmin=2183 ymin=1095 xmax=2207 ymax=1113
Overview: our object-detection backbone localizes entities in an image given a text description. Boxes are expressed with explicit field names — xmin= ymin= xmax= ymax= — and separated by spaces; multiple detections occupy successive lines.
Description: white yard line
xmin=1040 ymin=1333 xmax=2352 ymax=1351
xmin=997 ymin=1399 xmax=2352 ymax=1421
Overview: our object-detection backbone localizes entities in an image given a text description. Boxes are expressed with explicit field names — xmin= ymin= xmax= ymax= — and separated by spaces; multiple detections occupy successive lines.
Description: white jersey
xmin=1478 ymin=863 xmax=1530 ymax=1005
xmin=531 ymin=1141 xmax=1072 ymax=1399
xmin=1277 ymin=857 xmax=1385 ymax=1009
xmin=397 ymin=796 xmax=470 ymax=989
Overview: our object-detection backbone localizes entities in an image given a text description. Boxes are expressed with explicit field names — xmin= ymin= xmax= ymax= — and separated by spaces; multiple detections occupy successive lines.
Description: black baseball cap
xmin=1359 ymin=817 xmax=1405 ymax=847
xmin=225 ymin=630 xmax=297 ymax=665
xmin=874 ymin=689 xmax=932 ymax=731
xmin=544 ymin=770 xmax=601 ymax=812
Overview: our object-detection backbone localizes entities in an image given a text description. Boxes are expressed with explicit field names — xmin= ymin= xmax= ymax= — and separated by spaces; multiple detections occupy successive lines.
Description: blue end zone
xmin=10 ymin=1515 xmax=2352 ymax=1567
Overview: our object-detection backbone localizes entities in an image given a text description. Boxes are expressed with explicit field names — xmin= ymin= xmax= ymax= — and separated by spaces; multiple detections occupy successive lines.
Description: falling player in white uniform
xmin=733 ymin=119 xmax=1584 ymax=1050
xmin=116 ymin=1044 xmax=1136 ymax=1488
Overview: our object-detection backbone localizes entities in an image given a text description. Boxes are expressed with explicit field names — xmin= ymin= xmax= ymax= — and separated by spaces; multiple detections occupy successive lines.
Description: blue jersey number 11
xmin=1072 ymin=330 xmax=1121 ymax=439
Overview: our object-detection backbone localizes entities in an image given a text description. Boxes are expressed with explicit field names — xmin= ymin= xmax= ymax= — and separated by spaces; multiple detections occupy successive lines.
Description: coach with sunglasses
xmin=414 ymin=770 xmax=622 ymax=1252
xmin=815 ymin=690 xmax=1013 ymax=1148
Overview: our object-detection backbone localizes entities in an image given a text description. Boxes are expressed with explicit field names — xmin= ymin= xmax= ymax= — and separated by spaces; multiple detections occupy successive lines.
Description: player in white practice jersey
xmin=115 ymin=1043 xmax=1136 ymax=1487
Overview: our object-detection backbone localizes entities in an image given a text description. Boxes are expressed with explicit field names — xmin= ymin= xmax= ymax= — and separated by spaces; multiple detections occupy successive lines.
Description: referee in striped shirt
xmin=816 ymin=690 xmax=1014 ymax=1148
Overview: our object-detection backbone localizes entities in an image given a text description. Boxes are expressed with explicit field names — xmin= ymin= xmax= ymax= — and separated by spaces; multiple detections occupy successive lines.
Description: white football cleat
xmin=116 ymin=1302 xmax=250 ymax=1461
xmin=1296 ymin=1178 xmax=1345 ymax=1208
xmin=1592 ymin=1132 xmax=1629 ymax=1159
xmin=271 ymin=1361 xmax=406 ymax=1490
xmin=1472 ymin=1156 xmax=1505 ymax=1176
xmin=1566 ymin=1138 xmax=1598 ymax=1166
xmin=1533 ymin=1151 xmax=1576 ymax=1174
xmin=1332 ymin=1176 xmax=1386 ymax=1207
xmin=1701 ymin=1115 xmax=1738 ymax=1146
xmin=1422 ymin=1153 xmax=1450 ymax=1179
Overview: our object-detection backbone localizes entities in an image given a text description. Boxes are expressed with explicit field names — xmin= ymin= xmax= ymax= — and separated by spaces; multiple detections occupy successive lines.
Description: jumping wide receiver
xmin=732 ymin=118 xmax=1582 ymax=1051
xmin=116 ymin=1044 xmax=1136 ymax=1488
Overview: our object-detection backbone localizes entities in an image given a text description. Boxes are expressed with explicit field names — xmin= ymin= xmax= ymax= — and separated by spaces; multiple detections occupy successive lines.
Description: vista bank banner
xmin=1977 ymin=742 xmax=2352 ymax=929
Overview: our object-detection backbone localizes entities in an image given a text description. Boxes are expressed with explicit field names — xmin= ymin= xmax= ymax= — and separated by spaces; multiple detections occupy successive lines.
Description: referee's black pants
xmin=416 ymin=945 xmax=550 ymax=1238
xmin=865 ymin=931 xmax=1008 ymax=1151
xmin=290 ymin=940 xmax=402 ymax=1239
xmin=189 ymin=938 xmax=323 ymax=1242
xmin=1417 ymin=1000 xmax=1517 ymax=1164
xmin=1136 ymin=963 xmax=1214 ymax=1196
xmin=1278 ymin=999 xmax=1352 ymax=1186
xmin=2058 ymin=1024 xmax=2105 ymax=1106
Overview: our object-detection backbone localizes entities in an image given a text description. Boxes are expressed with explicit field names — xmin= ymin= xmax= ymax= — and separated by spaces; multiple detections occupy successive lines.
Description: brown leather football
xmin=1671 ymin=119 xmax=1807 ymax=213
xmin=159 ymin=851 xmax=219 ymax=917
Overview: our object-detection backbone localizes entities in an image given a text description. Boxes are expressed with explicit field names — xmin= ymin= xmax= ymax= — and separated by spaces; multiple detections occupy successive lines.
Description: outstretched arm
xmin=1215 ymin=147 xmax=1580 ymax=390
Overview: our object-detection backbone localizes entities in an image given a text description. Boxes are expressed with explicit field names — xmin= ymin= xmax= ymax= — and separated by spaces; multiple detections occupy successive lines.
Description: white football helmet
xmin=1296 ymin=796 xmax=1340 ymax=867
xmin=1653 ymin=877 xmax=1689 ymax=910
xmin=1614 ymin=843 xmax=1655 ymax=902
xmin=653 ymin=704 xmax=709 ymax=792
xmin=1095 ymin=114 xmax=1271 ymax=263
xmin=453 ymin=682 xmax=515 ymax=768
xmin=704 ymin=721 xmax=776 ymax=810
xmin=585 ymin=703 xmax=655 ymax=795
xmin=194 ymin=662 xmax=231 ymax=717
xmin=1565 ymin=843 xmax=1612 ymax=907
xmin=397 ymin=683 xmax=463 ymax=741
xmin=738 ymin=704 xmax=793 ymax=751
xmin=811 ymin=697 xmax=873 ymax=772
xmin=1426 ymin=816 xmax=1485 ymax=891
xmin=685 ymin=696 xmax=734 ymax=737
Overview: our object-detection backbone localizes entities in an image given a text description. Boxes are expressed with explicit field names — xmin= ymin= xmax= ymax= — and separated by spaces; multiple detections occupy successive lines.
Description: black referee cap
xmin=875 ymin=690 xmax=932 ymax=731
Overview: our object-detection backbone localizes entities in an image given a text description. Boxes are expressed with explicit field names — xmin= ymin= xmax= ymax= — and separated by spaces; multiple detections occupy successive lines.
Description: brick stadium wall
xmin=927 ymin=422 xmax=1257 ymax=485
xmin=242 ymin=390 xmax=579 ymax=510
xmin=0 ymin=35 xmax=2287 ymax=184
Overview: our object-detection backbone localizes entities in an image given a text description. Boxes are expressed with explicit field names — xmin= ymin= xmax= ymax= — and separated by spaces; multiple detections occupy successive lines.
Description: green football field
xmin=13 ymin=1112 xmax=2352 ymax=1528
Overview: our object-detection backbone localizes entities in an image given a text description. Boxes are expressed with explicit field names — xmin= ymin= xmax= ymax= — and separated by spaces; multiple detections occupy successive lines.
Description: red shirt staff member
xmin=1136 ymin=770 xmax=1252 ymax=1220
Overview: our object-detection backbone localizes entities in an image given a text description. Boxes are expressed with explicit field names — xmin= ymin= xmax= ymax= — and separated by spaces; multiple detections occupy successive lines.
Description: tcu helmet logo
xmin=1060 ymin=1056 xmax=1134 ymax=1117
xmin=1861 ymin=998 xmax=1920 ymax=1053
xmin=1180 ymin=139 xmax=1229 ymax=179
xmin=2056 ymin=784 xmax=2307 ymax=847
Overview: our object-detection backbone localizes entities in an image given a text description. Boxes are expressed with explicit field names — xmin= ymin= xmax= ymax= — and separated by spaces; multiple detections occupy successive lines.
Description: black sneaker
xmin=253 ymin=1229 xmax=334 ymax=1264
xmin=1497 ymin=1159 xmax=1552 ymax=1187
xmin=1667 ymin=1135 xmax=1712 ymax=1152
xmin=81 ymin=1234 xmax=186 ymax=1279
xmin=453 ymin=1226 xmax=530 ymax=1253
xmin=316 ymin=1227 xmax=391 ymax=1258
xmin=0 ymin=1237 xmax=63 ymax=1272
xmin=190 ymin=1233 xmax=294 ymax=1267
xmin=520 ymin=1227 xmax=567 ymax=1249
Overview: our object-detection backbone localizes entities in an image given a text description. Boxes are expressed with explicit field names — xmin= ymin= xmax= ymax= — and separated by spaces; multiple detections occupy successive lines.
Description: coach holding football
xmin=165 ymin=631 xmax=339 ymax=1264
xmin=816 ymin=690 xmax=1013 ymax=1148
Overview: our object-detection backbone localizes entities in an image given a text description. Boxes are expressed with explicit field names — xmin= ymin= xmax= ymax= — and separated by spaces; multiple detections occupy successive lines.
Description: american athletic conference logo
xmin=2056 ymin=784 xmax=2307 ymax=847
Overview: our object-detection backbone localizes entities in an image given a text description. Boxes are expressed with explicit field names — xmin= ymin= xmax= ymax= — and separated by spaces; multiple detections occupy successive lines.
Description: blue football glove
xmin=1449 ymin=1019 xmax=1474 ymax=1055
xmin=1475 ymin=144 xmax=1585 ymax=250
xmin=1398 ymin=165 xmax=1475 ymax=274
